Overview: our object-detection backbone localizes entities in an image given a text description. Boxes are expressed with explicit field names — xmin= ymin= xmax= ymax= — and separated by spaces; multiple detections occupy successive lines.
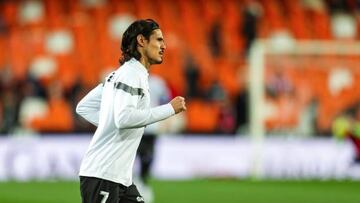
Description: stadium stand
xmin=0 ymin=0 xmax=360 ymax=135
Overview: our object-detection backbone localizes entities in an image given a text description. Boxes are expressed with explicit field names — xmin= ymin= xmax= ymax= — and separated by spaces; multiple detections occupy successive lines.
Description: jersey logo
xmin=114 ymin=82 xmax=144 ymax=97
xmin=136 ymin=196 xmax=144 ymax=202
xmin=106 ymin=71 xmax=116 ymax=83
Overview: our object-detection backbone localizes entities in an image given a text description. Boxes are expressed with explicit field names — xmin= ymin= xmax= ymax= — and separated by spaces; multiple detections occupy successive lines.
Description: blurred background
xmin=0 ymin=0 xmax=360 ymax=202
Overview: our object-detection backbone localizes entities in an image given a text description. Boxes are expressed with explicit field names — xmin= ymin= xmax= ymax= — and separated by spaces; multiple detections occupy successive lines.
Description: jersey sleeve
xmin=113 ymin=76 xmax=175 ymax=129
xmin=76 ymin=84 xmax=103 ymax=126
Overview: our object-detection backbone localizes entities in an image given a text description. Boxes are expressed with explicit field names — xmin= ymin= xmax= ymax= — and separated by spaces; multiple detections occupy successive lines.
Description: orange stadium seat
xmin=156 ymin=0 xmax=178 ymax=32
xmin=134 ymin=0 xmax=158 ymax=20
xmin=1 ymin=1 xmax=18 ymax=27
xmin=186 ymin=99 xmax=220 ymax=133
xmin=265 ymin=94 xmax=301 ymax=131
xmin=199 ymin=0 xmax=222 ymax=32
xmin=26 ymin=26 xmax=46 ymax=56
xmin=111 ymin=0 xmax=136 ymax=15
xmin=216 ymin=59 xmax=240 ymax=98
xmin=45 ymin=0 xmax=67 ymax=30
xmin=222 ymin=0 xmax=244 ymax=57
xmin=0 ymin=36 xmax=6 ymax=68
xmin=30 ymin=97 xmax=74 ymax=133
xmin=262 ymin=0 xmax=286 ymax=32
xmin=55 ymin=54 xmax=78 ymax=90
xmin=285 ymin=0 xmax=311 ymax=39
xmin=29 ymin=81 xmax=74 ymax=133
xmin=8 ymin=29 xmax=29 ymax=80
xmin=311 ymin=9 xmax=332 ymax=39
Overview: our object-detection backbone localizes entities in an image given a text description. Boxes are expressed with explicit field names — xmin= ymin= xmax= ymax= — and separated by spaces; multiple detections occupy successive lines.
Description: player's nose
xmin=161 ymin=42 xmax=166 ymax=50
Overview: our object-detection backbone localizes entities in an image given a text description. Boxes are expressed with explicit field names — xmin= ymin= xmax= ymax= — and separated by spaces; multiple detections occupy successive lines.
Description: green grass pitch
xmin=0 ymin=179 xmax=359 ymax=203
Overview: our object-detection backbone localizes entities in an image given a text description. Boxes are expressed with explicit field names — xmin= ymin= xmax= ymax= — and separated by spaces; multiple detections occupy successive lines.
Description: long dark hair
xmin=119 ymin=19 xmax=160 ymax=65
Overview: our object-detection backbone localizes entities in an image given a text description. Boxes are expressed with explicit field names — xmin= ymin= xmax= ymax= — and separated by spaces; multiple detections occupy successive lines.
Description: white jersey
xmin=76 ymin=58 xmax=175 ymax=186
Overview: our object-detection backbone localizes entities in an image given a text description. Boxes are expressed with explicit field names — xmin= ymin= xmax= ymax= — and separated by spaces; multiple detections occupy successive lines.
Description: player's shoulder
xmin=113 ymin=64 xmax=141 ymax=87
xmin=118 ymin=63 xmax=138 ymax=76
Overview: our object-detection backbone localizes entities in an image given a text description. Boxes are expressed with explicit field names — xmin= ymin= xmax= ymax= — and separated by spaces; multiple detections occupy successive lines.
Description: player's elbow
xmin=76 ymin=101 xmax=86 ymax=117
xmin=115 ymin=111 xmax=131 ymax=129
xmin=115 ymin=120 xmax=133 ymax=129
xmin=115 ymin=109 xmax=143 ymax=129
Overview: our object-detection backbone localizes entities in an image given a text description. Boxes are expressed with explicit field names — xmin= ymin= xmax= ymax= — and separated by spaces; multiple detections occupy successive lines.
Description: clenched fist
xmin=169 ymin=96 xmax=186 ymax=114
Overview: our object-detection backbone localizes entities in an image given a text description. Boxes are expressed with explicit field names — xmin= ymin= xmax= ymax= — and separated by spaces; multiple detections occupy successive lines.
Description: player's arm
xmin=113 ymin=80 xmax=185 ymax=129
xmin=76 ymin=84 xmax=103 ymax=126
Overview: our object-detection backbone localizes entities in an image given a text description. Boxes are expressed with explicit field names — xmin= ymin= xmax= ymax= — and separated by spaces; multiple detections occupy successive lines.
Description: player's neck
xmin=139 ymin=57 xmax=151 ymax=70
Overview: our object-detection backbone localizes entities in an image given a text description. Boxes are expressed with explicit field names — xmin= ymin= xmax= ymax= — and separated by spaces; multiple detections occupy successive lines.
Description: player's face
xmin=144 ymin=29 xmax=166 ymax=65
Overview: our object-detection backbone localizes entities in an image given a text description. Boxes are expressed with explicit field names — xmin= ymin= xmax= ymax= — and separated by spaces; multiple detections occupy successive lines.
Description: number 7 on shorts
xmin=100 ymin=191 xmax=109 ymax=203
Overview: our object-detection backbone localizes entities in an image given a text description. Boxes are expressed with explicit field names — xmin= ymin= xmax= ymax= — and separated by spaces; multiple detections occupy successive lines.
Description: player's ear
xmin=137 ymin=34 xmax=146 ymax=47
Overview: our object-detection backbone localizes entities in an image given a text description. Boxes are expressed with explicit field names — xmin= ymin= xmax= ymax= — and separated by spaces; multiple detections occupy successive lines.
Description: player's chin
xmin=153 ymin=57 xmax=163 ymax=64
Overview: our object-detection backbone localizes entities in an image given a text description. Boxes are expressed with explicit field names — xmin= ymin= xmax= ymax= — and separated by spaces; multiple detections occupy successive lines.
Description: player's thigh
xmin=80 ymin=176 xmax=122 ymax=203
xmin=119 ymin=184 xmax=145 ymax=203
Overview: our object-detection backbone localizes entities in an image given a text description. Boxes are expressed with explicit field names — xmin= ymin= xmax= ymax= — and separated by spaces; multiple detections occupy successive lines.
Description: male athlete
xmin=76 ymin=19 xmax=186 ymax=203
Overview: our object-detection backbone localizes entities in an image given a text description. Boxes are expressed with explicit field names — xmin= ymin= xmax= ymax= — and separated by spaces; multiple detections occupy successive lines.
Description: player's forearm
xmin=114 ymin=104 xmax=175 ymax=129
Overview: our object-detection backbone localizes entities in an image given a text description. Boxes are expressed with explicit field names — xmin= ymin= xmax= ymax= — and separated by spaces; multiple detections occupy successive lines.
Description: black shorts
xmin=80 ymin=176 xmax=145 ymax=203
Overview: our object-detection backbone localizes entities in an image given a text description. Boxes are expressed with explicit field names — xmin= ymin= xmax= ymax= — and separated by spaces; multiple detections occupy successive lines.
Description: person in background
xmin=241 ymin=0 xmax=262 ymax=56
xmin=332 ymin=105 xmax=360 ymax=164
xmin=30 ymin=81 xmax=74 ymax=133
xmin=135 ymin=74 xmax=172 ymax=203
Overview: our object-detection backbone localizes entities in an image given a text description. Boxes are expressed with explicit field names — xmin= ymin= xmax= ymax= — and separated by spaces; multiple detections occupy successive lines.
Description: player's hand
xmin=169 ymin=96 xmax=186 ymax=114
